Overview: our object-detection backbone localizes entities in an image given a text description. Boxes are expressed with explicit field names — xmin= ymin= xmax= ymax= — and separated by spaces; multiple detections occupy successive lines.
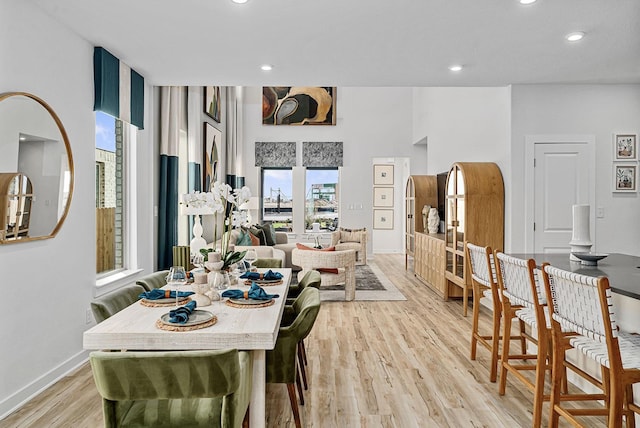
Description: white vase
xmin=569 ymin=204 xmax=592 ymax=261
xmin=427 ymin=208 xmax=440 ymax=234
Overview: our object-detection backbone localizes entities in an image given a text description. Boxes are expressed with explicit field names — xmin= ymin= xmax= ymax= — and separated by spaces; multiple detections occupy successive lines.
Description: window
xmin=305 ymin=168 xmax=339 ymax=231
xmin=95 ymin=111 xmax=133 ymax=275
xmin=261 ymin=168 xmax=293 ymax=231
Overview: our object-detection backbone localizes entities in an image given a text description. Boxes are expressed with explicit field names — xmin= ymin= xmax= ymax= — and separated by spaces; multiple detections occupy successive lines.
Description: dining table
xmin=83 ymin=268 xmax=292 ymax=428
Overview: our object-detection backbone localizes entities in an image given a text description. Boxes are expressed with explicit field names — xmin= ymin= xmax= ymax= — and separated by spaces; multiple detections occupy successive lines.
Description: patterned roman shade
xmin=94 ymin=47 xmax=145 ymax=129
xmin=255 ymin=142 xmax=296 ymax=167
xmin=302 ymin=141 xmax=343 ymax=167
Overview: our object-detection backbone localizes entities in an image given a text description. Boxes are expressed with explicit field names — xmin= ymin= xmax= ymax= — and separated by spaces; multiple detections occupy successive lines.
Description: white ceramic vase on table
xmin=569 ymin=204 xmax=592 ymax=261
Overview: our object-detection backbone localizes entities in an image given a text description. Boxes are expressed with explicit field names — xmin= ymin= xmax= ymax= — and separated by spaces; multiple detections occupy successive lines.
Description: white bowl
xmin=571 ymin=252 xmax=609 ymax=266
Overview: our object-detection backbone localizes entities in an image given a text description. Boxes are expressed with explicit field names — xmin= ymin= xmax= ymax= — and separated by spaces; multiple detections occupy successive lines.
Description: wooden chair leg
xmin=548 ymin=332 xmax=564 ymax=428
xmin=625 ymin=384 xmax=636 ymax=428
xmin=300 ymin=340 xmax=308 ymax=366
xmin=463 ymin=284 xmax=469 ymax=317
xmin=286 ymin=383 xmax=302 ymax=428
xmin=298 ymin=343 xmax=308 ymax=390
xmin=296 ymin=364 xmax=305 ymax=405
xmin=242 ymin=406 xmax=250 ymax=428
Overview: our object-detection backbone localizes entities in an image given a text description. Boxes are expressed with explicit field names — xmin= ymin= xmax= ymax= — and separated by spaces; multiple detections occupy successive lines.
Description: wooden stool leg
xmin=532 ymin=331 xmax=549 ymax=428
xmin=470 ymin=287 xmax=481 ymax=361
xmin=300 ymin=340 xmax=308 ymax=366
xmin=519 ymin=318 xmax=527 ymax=355
xmin=489 ymin=306 xmax=501 ymax=383
xmin=499 ymin=311 xmax=513 ymax=396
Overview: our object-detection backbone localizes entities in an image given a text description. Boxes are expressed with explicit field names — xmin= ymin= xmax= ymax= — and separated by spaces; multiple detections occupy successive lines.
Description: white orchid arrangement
xmin=180 ymin=183 xmax=252 ymax=270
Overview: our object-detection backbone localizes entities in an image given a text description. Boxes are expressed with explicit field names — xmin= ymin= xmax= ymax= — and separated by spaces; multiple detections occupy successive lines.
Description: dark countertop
xmin=507 ymin=253 xmax=640 ymax=301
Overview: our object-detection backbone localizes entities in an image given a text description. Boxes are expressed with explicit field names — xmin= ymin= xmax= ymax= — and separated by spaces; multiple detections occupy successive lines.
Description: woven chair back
xmin=495 ymin=253 xmax=542 ymax=309
xmin=543 ymin=265 xmax=615 ymax=342
xmin=466 ymin=242 xmax=496 ymax=288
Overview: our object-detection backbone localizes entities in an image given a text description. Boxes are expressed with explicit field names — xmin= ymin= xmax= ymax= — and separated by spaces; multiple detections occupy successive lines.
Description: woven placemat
xmin=225 ymin=299 xmax=275 ymax=309
xmin=140 ymin=297 xmax=192 ymax=307
xmin=243 ymin=279 xmax=283 ymax=286
xmin=155 ymin=316 xmax=217 ymax=331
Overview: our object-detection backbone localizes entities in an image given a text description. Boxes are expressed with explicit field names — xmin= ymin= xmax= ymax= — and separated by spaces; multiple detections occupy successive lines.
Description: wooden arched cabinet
xmin=0 ymin=173 xmax=34 ymax=240
xmin=444 ymin=162 xmax=504 ymax=315
xmin=404 ymin=175 xmax=437 ymax=269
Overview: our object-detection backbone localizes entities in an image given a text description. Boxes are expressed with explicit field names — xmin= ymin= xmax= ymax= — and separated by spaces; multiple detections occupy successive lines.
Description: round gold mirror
xmin=0 ymin=92 xmax=74 ymax=243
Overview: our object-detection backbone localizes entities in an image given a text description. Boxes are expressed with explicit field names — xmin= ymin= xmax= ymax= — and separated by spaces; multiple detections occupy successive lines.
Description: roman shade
xmin=93 ymin=47 xmax=144 ymax=129
xmin=255 ymin=142 xmax=296 ymax=167
xmin=302 ymin=141 xmax=343 ymax=167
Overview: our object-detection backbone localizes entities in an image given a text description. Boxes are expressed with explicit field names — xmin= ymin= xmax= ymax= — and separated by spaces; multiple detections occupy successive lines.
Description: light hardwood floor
xmin=1 ymin=254 xmax=605 ymax=427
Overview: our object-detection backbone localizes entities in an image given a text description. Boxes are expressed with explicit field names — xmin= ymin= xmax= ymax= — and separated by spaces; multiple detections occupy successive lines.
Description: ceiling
xmin=32 ymin=0 xmax=640 ymax=87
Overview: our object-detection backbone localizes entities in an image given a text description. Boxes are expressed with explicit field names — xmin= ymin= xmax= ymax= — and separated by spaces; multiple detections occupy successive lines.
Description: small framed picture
xmin=614 ymin=133 xmax=637 ymax=161
xmin=204 ymin=86 xmax=221 ymax=123
xmin=373 ymin=164 xmax=394 ymax=185
xmin=373 ymin=209 xmax=394 ymax=229
xmin=203 ymin=123 xmax=221 ymax=191
xmin=613 ymin=164 xmax=637 ymax=192
xmin=373 ymin=187 xmax=394 ymax=207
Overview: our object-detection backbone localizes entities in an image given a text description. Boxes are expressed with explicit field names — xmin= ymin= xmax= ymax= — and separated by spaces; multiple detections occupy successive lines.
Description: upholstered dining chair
xmin=541 ymin=265 xmax=639 ymax=428
xmin=251 ymin=258 xmax=282 ymax=268
xmin=90 ymin=284 xmax=146 ymax=323
xmin=292 ymin=248 xmax=356 ymax=301
xmin=466 ymin=242 xmax=526 ymax=383
xmin=330 ymin=227 xmax=367 ymax=265
xmin=89 ymin=349 xmax=252 ymax=428
xmin=286 ymin=269 xmax=322 ymax=302
xmin=267 ymin=287 xmax=321 ymax=428
xmin=135 ymin=270 xmax=169 ymax=291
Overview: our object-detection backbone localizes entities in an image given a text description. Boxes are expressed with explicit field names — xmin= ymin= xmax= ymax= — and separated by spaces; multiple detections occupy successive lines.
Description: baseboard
xmin=0 ymin=350 xmax=90 ymax=420
xmin=372 ymin=249 xmax=403 ymax=254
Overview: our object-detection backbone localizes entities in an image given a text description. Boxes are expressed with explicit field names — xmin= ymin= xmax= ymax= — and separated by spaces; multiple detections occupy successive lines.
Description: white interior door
xmin=533 ymin=142 xmax=592 ymax=253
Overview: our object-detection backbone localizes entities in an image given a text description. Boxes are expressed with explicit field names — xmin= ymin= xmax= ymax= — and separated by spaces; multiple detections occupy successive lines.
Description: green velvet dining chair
xmin=286 ymin=269 xmax=321 ymax=303
xmin=135 ymin=270 xmax=169 ymax=292
xmin=251 ymin=258 xmax=282 ymax=269
xmin=90 ymin=284 xmax=146 ymax=323
xmin=267 ymin=287 xmax=321 ymax=428
xmin=89 ymin=349 xmax=252 ymax=428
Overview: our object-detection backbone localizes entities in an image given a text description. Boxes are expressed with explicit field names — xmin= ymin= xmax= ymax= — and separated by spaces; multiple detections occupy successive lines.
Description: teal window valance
xmin=94 ymin=47 xmax=145 ymax=129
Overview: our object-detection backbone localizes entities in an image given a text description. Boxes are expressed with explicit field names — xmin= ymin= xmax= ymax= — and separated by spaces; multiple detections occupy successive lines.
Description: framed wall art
xmin=614 ymin=133 xmax=637 ymax=161
xmin=204 ymin=86 xmax=221 ymax=123
xmin=613 ymin=164 xmax=636 ymax=192
xmin=262 ymin=86 xmax=336 ymax=125
xmin=373 ymin=187 xmax=394 ymax=207
xmin=373 ymin=164 xmax=394 ymax=185
xmin=203 ymin=122 xmax=221 ymax=191
xmin=373 ymin=209 xmax=394 ymax=229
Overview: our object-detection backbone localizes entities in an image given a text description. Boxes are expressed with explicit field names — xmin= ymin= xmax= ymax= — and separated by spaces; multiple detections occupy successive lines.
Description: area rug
xmin=293 ymin=261 xmax=406 ymax=302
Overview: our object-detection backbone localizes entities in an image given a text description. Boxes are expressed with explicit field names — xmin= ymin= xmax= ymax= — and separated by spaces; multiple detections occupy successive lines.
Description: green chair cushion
xmin=286 ymin=269 xmax=321 ymax=302
xmin=135 ymin=270 xmax=169 ymax=292
xmin=90 ymin=284 xmax=146 ymax=323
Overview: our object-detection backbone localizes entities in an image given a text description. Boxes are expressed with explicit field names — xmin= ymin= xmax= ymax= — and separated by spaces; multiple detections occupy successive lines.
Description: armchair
xmin=292 ymin=248 xmax=356 ymax=301
xmin=330 ymin=227 xmax=367 ymax=265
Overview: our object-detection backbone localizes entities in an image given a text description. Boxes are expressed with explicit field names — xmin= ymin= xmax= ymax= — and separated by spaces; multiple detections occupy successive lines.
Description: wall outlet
xmin=596 ymin=207 xmax=605 ymax=218
xmin=85 ymin=308 xmax=93 ymax=324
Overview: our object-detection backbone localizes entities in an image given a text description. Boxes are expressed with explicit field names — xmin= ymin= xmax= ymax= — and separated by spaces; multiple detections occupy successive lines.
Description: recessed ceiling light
xmin=231 ymin=0 xmax=248 ymax=3
xmin=260 ymin=64 xmax=273 ymax=71
xmin=519 ymin=0 xmax=537 ymax=4
xmin=566 ymin=32 xmax=585 ymax=42
xmin=449 ymin=65 xmax=463 ymax=72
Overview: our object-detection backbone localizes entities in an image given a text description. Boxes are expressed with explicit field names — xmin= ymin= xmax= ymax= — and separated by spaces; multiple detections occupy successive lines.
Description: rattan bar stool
xmin=542 ymin=265 xmax=640 ymax=428
xmin=466 ymin=243 xmax=526 ymax=382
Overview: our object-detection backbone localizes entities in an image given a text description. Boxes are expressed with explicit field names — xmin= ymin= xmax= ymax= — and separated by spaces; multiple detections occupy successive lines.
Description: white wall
xmin=241 ymin=87 xmax=427 ymax=253
xmin=510 ymin=85 xmax=640 ymax=255
xmin=412 ymin=87 xmax=512 ymax=245
xmin=0 ymin=1 xmax=155 ymax=417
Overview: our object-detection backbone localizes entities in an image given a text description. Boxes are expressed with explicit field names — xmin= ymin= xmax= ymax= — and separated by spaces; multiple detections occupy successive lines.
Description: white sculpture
xmin=427 ymin=207 xmax=440 ymax=234
xmin=422 ymin=205 xmax=430 ymax=231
